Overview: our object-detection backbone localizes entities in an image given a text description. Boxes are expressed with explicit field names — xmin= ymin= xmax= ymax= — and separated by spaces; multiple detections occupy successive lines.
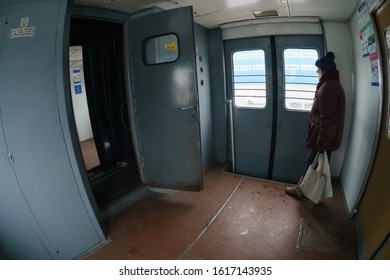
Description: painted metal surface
xmin=72 ymin=0 xmax=358 ymax=29
xmin=0 ymin=0 xmax=104 ymax=259
xmin=225 ymin=35 xmax=324 ymax=183
xmin=272 ymin=35 xmax=324 ymax=182
xmin=225 ymin=37 xmax=273 ymax=179
xmin=195 ymin=24 xmax=213 ymax=171
xmin=0 ymin=121 xmax=53 ymax=259
xmin=342 ymin=2 xmax=382 ymax=217
xmin=209 ymin=28 xmax=227 ymax=164
xmin=357 ymin=0 xmax=390 ymax=259
xmin=129 ymin=7 xmax=203 ymax=190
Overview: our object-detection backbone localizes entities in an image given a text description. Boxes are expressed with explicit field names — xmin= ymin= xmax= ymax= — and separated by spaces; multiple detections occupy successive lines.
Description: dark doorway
xmin=69 ymin=18 xmax=142 ymax=209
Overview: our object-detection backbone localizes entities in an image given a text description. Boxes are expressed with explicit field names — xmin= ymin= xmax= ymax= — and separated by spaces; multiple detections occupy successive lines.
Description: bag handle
xmin=311 ymin=152 xmax=322 ymax=169
xmin=316 ymin=152 xmax=329 ymax=175
xmin=311 ymin=151 xmax=329 ymax=174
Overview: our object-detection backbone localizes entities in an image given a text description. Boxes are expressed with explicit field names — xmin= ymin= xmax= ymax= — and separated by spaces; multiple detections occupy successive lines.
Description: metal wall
xmin=0 ymin=0 xmax=105 ymax=259
xmin=342 ymin=2 xmax=382 ymax=217
xmin=195 ymin=24 xmax=213 ymax=170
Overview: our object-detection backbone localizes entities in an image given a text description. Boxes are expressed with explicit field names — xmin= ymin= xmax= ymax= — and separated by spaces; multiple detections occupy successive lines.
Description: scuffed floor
xmin=84 ymin=164 xmax=358 ymax=260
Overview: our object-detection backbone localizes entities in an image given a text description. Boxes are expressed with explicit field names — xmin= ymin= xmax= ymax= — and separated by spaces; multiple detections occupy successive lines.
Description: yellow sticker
xmin=165 ymin=40 xmax=178 ymax=51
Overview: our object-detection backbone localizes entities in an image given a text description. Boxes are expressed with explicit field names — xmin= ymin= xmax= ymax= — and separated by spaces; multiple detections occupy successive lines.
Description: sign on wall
xmin=356 ymin=1 xmax=379 ymax=86
xmin=10 ymin=17 xmax=36 ymax=39
xmin=72 ymin=68 xmax=82 ymax=94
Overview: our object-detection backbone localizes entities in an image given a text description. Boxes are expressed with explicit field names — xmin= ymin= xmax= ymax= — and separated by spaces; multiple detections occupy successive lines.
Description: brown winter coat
xmin=305 ymin=71 xmax=346 ymax=151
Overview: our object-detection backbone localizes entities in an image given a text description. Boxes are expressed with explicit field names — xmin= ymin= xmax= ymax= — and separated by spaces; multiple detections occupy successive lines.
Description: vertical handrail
xmin=228 ymin=100 xmax=236 ymax=173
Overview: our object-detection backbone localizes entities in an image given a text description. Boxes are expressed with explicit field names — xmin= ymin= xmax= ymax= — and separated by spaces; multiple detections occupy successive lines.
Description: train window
xmin=232 ymin=49 xmax=266 ymax=109
xmin=385 ymin=28 xmax=390 ymax=139
xmin=143 ymin=34 xmax=179 ymax=65
xmin=284 ymin=48 xmax=319 ymax=111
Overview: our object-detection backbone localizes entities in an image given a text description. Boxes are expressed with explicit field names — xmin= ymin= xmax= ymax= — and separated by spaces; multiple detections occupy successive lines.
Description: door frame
xmin=66 ymin=6 xmax=151 ymax=219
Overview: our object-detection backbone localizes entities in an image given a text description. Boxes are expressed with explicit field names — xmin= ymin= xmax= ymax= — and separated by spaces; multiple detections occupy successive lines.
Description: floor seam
xmin=177 ymin=177 xmax=244 ymax=260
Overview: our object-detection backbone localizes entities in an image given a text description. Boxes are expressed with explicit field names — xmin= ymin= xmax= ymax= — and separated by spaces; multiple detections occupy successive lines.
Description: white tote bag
xmin=323 ymin=152 xmax=333 ymax=199
xmin=299 ymin=152 xmax=332 ymax=204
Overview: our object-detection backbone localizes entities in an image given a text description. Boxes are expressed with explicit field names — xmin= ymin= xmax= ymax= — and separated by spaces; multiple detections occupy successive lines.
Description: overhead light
xmin=252 ymin=10 xmax=279 ymax=18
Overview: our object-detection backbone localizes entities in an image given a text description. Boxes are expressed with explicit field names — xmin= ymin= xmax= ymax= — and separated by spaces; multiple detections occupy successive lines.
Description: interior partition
xmin=0 ymin=0 xmax=105 ymax=259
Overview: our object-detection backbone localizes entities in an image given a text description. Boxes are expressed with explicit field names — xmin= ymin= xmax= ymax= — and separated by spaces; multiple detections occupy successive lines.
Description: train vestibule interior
xmin=0 ymin=0 xmax=389 ymax=260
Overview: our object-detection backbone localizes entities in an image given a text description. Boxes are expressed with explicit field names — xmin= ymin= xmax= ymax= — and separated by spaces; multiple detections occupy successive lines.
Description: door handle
xmin=179 ymin=105 xmax=196 ymax=110
xmin=179 ymin=104 xmax=198 ymax=123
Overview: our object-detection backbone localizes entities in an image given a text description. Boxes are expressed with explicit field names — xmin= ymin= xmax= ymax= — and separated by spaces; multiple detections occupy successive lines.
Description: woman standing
xmin=286 ymin=51 xmax=346 ymax=200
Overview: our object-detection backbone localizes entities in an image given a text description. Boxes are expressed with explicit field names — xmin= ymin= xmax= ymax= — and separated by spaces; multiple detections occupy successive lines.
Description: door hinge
xmin=140 ymin=154 xmax=145 ymax=168
xmin=132 ymin=99 xmax=137 ymax=113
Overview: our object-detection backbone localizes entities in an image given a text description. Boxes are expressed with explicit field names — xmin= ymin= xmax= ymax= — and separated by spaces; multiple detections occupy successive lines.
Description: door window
xmin=232 ymin=49 xmax=266 ymax=108
xmin=143 ymin=34 xmax=179 ymax=65
xmin=284 ymin=48 xmax=319 ymax=111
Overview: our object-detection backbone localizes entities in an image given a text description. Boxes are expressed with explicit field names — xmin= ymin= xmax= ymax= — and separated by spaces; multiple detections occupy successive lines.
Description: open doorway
xmin=69 ymin=45 xmax=100 ymax=171
xmin=69 ymin=18 xmax=142 ymax=210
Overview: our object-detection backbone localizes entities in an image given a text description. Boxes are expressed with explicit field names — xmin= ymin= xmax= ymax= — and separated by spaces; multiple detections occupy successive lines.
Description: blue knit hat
xmin=315 ymin=51 xmax=337 ymax=71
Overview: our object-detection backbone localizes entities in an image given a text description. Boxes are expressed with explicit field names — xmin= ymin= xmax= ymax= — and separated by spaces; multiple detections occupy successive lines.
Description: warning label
xmin=164 ymin=40 xmax=178 ymax=51
xmin=11 ymin=26 xmax=36 ymax=38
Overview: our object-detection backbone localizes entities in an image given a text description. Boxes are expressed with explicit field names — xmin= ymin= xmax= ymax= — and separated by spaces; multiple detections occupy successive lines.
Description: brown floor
xmin=79 ymin=138 xmax=142 ymax=209
xmin=84 ymin=164 xmax=358 ymax=260
xmin=80 ymin=138 xmax=100 ymax=171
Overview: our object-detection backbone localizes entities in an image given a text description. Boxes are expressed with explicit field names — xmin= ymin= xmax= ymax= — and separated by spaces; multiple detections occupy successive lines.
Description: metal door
xmin=272 ymin=35 xmax=324 ymax=182
xmin=225 ymin=37 xmax=273 ymax=178
xmin=129 ymin=7 xmax=203 ymax=190
xmin=225 ymin=35 xmax=324 ymax=183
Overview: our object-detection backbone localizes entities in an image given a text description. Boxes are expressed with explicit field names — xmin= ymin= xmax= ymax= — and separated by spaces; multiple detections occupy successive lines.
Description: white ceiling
xmin=73 ymin=0 xmax=359 ymax=29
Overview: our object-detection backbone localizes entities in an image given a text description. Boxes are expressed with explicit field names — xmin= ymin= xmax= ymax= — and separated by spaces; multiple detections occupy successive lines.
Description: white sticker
xmin=11 ymin=27 xmax=36 ymax=38
xmin=20 ymin=17 xmax=29 ymax=27
xmin=10 ymin=17 xmax=36 ymax=39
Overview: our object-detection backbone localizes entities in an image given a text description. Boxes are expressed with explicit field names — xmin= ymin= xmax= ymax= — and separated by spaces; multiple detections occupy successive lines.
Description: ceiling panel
xmin=288 ymin=0 xmax=358 ymax=22
xmin=73 ymin=0 xmax=358 ymax=28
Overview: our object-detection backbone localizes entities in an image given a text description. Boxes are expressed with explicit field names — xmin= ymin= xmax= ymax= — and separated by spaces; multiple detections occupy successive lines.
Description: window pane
xmin=284 ymin=48 xmax=319 ymax=111
xmin=232 ymin=50 xmax=266 ymax=109
xmin=143 ymin=34 xmax=179 ymax=65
